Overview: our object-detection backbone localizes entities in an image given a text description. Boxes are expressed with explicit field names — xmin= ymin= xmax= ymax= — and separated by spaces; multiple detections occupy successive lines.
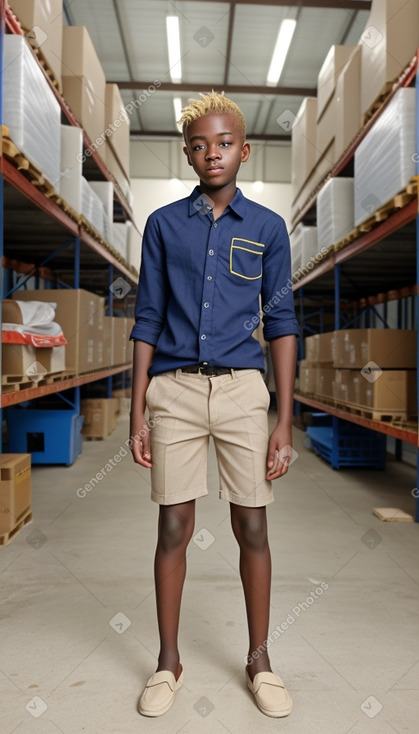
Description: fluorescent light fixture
xmin=173 ymin=97 xmax=183 ymax=132
xmin=166 ymin=16 xmax=182 ymax=83
xmin=266 ymin=18 xmax=297 ymax=85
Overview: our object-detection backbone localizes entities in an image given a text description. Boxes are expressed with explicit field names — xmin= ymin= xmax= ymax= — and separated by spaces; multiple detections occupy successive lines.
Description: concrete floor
xmin=1 ymin=412 xmax=419 ymax=734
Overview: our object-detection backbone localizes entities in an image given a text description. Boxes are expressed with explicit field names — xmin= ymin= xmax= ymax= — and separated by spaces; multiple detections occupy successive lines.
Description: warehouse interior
xmin=1 ymin=0 xmax=419 ymax=732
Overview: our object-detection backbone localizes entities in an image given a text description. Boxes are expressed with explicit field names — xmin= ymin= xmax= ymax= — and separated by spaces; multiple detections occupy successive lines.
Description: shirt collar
xmin=188 ymin=186 xmax=247 ymax=219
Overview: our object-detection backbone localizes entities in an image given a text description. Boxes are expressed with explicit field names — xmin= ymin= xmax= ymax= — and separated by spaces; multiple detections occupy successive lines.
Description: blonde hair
xmin=179 ymin=91 xmax=246 ymax=140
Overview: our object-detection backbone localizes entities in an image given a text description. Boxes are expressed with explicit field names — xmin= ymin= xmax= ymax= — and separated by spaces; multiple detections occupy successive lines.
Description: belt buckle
xmin=199 ymin=364 xmax=216 ymax=376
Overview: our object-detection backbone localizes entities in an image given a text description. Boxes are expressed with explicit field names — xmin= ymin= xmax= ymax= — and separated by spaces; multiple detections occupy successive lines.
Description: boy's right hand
xmin=129 ymin=413 xmax=153 ymax=468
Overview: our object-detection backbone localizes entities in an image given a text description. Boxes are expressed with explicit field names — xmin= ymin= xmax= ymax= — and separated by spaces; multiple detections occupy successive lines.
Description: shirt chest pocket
xmin=230 ymin=238 xmax=265 ymax=280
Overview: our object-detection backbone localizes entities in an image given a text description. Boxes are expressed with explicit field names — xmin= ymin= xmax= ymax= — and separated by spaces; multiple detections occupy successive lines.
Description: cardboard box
xmin=0 ymin=454 xmax=31 ymax=538
xmin=103 ymin=317 xmax=114 ymax=369
xmin=333 ymin=329 xmax=417 ymax=369
xmin=81 ymin=398 xmax=119 ymax=438
xmin=12 ymin=289 xmax=105 ymax=375
xmin=335 ymin=47 xmax=362 ymax=159
xmin=315 ymin=367 xmax=335 ymax=400
xmin=291 ymin=98 xmax=318 ymax=202
xmin=360 ymin=0 xmax=419 ymax=115
xmin=298 ymin=362 xmax=318 ymax=394
xmin=105 ymin=83 xmax=130 ymax=180
xmin=305 ymin=333 xmax=334 ymax=364
xmin=9 ymin=0 xmax=63 ymax=91
xmin=125 ymin=318 xmax=135 ymax=364
xmin=62 ymin=26 xmax=106 ymax=145
xmin=363 ymin=371 xmax=412 ymax=414
xmin=317 ymin=45 xmax=358 ymax=121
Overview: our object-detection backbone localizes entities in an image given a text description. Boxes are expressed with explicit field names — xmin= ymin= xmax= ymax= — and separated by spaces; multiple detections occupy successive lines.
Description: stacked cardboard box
xmin=2 ymin=300 xmax=66 ymax=378
xmin=9 ymin=0 xmax=63 ymax=91
xmin=13 ymin=290 xmax=105 ymax=375
xmin=0 ymin=454 xmax=31 ymax=545
xmin=360 ymin=0 xmax=419 ymax=118
xmin=81 ymin=398 xmax=119 ymax=439
xmin=332 ymin=329 xmax=417 ymax=417
xmin=62 ymin=26 xmax=106 ymax=148
xmin=299 ymin=333 xmax=335 ymax=400
xmin=316 ymin=45 xmax=358 ymax=169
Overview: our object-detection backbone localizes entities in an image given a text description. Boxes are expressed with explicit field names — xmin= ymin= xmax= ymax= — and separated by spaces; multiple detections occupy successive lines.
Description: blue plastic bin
xmin=306 ymin=417 xmax=386 ymax=470
xmin=6 ymin=408 xmax=84 ymax=466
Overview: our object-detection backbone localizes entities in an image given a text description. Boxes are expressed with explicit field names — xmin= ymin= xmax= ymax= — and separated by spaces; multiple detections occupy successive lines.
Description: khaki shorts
xmin=145 ymin=368 xmax=273 ymax=507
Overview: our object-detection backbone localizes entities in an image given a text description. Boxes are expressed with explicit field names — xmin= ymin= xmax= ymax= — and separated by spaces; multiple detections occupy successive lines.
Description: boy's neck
xmin=199 ymin=180 xmax=237 ymax=219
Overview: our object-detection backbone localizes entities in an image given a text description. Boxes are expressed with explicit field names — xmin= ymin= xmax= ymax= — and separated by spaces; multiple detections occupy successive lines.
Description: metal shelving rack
xmin=291 ymin=51 xmax=419 ymax=520
xmin=0 ymin=0 xmax=136 ymax=413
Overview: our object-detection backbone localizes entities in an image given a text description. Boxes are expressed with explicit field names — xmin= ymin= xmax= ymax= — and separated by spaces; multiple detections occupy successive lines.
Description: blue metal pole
xmin=74 ymin=236 xmax=80 ymax=289
xmin=107 ymin=263 xmax=114 ymax=399
xmin=415 ymin=63 xmax=419 ymax=521
xmin=334 ymin=264 xmax=340 ymax=330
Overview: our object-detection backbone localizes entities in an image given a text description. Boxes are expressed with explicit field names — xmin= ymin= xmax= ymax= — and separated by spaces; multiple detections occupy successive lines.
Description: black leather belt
xmin=181 ymin=364 xmax=233 ymax=376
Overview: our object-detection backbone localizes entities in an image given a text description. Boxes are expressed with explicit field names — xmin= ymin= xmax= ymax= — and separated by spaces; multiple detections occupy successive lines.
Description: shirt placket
xmin=198 ymin=217 xmax=220 ymax=363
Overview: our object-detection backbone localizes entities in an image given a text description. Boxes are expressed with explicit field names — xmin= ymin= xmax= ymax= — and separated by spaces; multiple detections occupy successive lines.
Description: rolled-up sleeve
xmin=261 ymin=218 xmax=300 ymax=341
xmin=130 ymin=214 xmax=170 ymax=344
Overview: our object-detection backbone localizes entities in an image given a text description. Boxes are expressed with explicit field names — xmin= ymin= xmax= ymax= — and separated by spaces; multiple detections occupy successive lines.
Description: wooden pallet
xmin=2 ymin=126 xmax=56 ymax=197
xmin=333 ymin=178 xmax=419 ymax=253
xmin=333 ymin=400 xmax=408 ymax=423
xmin=0 ymin=507 xmax=33 ymax=547
xmin=1 ymin=370 xmax=75 ymax=394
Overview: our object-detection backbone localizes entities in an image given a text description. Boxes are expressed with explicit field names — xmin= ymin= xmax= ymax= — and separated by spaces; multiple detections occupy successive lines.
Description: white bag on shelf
xmin=112 ymin=223 xmax=129 ymax=261
xmin=81 ymin=177 xmax=105 ymax=237
xmin=60 ymin=125 xmax=83 ymax=213
xmin=317 ymin=178 xmax=354 ymax=250
xmin=354 ymin=88 xmax=416 ymax=226
xmin=3 ymin=35 xmax=61 ymax=191
xmin=126 ymin=221 xmax=142 ymax=273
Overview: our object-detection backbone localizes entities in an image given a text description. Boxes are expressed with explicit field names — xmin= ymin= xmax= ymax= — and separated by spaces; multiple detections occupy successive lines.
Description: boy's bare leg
xmin=230 ymin=504 xmax=272 ymax=679
xmin=154 ymin=499 xmax=196 ymax=678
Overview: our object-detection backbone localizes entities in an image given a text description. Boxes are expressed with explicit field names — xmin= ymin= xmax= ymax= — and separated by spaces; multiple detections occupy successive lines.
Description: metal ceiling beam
xmin=223 ymin=3 xmax=235 ymax=86
xmin=177 ymin=0 xmax=371 ymax=8
xmin=130 ymin=130 xmax=291 ymax=141
xmin=112 ymin=0 xmax=143 ymax=131
xmin=112 ymin=81 xmax=315 ymax=96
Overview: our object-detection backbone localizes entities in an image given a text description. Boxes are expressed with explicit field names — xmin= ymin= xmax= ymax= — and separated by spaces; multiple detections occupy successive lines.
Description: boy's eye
xmin=220 ymin=141 xmax=232 ymax=147
xmin=193 ymin=144 xmax=206 ymax=151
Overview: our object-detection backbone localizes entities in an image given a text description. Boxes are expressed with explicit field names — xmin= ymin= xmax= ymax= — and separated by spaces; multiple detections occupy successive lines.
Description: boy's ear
xmin=241 ymin=141 xmax=251 ymax=163
xmin=183 ymin=145 xmax=193 ymax=166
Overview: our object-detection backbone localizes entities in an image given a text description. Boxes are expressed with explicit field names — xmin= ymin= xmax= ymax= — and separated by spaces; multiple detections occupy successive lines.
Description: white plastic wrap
xmin=354 ymin=88 xmax=416 ymax=226
xmin=126 ymin=221 xmax=142 ymax=272
xmin=3 ymin=35 xmax=61 ymax=191
xmin=300 ymin=226 xmax=318 ymax=269
xmin=60 ymin=125 xmax=83 ymax=212
xmin=290 ymin=225 xmax=303 ymax=273
xmin=89 ymin=182 xmax=114 ymax=221
xmin=112 ymin=223 xmax=128 ymax=260
xmin=317 ymin=178 xmax=354 ymax=250
xmin=81 ymin=177 xmax=105 ymax=236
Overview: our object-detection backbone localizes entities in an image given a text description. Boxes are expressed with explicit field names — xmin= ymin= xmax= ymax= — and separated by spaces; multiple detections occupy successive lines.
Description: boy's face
xmin=183 ymin=113 xmax=250 ymax=189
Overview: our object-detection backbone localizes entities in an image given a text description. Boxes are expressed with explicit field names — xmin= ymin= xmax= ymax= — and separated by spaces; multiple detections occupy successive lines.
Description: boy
xmin=129 ymin=91 xmax=299 ymax=718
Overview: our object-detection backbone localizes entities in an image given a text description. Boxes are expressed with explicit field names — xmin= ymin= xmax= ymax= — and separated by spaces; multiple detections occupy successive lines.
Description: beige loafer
xmin=246 ymin=669 xmax=292 ymax=718
xmin=138 ymin=666 xmax=184 ymax=717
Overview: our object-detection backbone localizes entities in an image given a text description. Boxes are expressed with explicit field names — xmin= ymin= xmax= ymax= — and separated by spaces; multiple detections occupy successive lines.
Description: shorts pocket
xmin=230 ymin=238 xmax=264 ymax=280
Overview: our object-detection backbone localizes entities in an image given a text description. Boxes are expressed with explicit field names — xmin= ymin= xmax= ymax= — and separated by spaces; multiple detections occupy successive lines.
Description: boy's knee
xmin=232 ymin=510 xmax=268 ymax=552
xmin=158 ymin=506 xmax=194 ymax=553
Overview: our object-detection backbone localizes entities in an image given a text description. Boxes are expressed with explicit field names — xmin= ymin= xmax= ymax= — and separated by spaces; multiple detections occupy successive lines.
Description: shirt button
xmin=213 ymin=222 xmax=218 ymax=228
xmin=207 ymin=275 xmax=212 ymax=281
xmin=208 ymin=249 xmax=214 ymax=256
xmin=200 ymin=334 xmax=206 ymax=340
xmin=204 ymin=302 xmax=210 ymax=308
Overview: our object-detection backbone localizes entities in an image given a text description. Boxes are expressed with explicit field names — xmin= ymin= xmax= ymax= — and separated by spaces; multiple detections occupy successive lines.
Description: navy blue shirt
xmin=130 ymin=186 xmax=300 ymax=376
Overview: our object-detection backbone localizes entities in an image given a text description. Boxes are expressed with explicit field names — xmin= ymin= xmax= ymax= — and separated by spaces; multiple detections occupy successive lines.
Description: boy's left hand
xmin=266 ymin=423 xmax=293 ymax=479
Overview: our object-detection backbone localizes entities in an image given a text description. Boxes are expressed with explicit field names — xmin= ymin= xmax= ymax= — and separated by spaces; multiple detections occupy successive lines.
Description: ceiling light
xmin=166 ymin=16 xmax=182 ymax=83
xmin=173 ymin=97 xmax=183 ymax=132
xmin=266 ymin=19 xmax=297 ymax=86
